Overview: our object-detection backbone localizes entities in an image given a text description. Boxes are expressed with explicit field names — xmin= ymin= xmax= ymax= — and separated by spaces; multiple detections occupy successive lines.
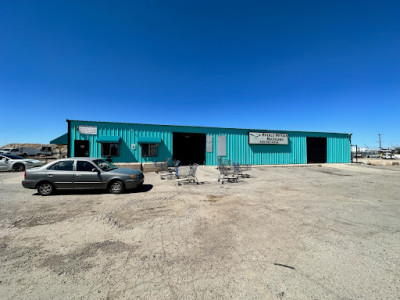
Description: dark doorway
xmin=173 ymin=132 xmax=206 ymax=165
xmin=74 ymin=140 xmax=90 ymax=157
xmin=307 ymin=137 xmax=327 ymax=163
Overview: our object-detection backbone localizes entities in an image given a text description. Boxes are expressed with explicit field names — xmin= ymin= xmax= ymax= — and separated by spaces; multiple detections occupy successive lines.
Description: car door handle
xmin=76 ymin=174 xmax=81 ymax=177
xmin=47 ymin=174 xmax=53 ymax=177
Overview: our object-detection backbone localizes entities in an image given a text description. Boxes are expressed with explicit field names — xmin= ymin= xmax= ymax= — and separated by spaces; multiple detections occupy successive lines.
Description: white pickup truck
xmin=37 ymin=146 xmax=53 ymax=156
xmin=0 ymin=147 xmax=39 ymax=157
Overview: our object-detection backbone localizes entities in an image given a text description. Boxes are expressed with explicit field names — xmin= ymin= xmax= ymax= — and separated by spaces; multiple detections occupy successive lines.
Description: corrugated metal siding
xmin=69 ymin=120 xmax=351 ymax=165
xmin=327 ymin=136 xmax=351 ymax=163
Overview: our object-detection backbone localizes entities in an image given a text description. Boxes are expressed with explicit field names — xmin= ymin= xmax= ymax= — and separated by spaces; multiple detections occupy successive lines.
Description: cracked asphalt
xmin=1 ymin=164 xmax=400 ymax=299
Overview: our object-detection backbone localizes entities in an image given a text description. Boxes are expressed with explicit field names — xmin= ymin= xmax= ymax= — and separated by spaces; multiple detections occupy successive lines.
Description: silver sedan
xmin=22 ymin=157 xmax=144 ymax=196
xmin=0 ymin=154 xmax=42 ymax=172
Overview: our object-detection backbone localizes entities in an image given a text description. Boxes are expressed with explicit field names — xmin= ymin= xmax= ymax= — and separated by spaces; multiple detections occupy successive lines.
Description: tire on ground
xmin=37 ymin=182 xmax=54 ymax=196
xmin=108 ymin=180 xmax=125 ymax=194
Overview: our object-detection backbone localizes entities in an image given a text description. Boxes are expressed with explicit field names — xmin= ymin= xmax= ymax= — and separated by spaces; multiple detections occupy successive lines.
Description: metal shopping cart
xmin=218 ymin=164 xmax=239 ymax=184
xmin=234 ymin=162 xmax=252 ymax=178
xmin=176 ymin=164 xmax=199 ymax=185
xmin=160 ymin=160 xmax=180 ymax=180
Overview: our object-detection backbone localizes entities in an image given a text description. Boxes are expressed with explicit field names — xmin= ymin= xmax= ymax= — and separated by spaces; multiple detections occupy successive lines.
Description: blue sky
xmin=1 ymin=0 xmax=399 ymax=148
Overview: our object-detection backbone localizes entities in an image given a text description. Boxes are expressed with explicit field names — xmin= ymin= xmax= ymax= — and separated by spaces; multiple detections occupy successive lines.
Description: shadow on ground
xmin=32 ymin=184 xmax=153 ymax=196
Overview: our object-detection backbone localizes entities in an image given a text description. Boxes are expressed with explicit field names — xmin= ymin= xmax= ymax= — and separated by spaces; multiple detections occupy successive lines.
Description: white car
xmin=0 ymin=148 xmax=12 ymax=154
xmin=0 ymin=154 xmax=42 ymax=172
xmin=382 ymin=153 xmax=396 ymax=159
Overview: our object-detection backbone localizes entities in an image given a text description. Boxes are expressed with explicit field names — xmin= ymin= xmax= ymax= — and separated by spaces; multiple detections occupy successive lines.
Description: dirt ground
xmin=1 ymin=164 xmax=400 ymax=299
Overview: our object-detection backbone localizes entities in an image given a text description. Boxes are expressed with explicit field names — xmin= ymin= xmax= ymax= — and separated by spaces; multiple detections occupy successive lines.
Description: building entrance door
xmin=307 ymin=137 xmax=327 ymax=163
xmin=74 ymin=140 xmax=90 ymax=157
xmin=173 ymin=132 xmax=206 ymax=165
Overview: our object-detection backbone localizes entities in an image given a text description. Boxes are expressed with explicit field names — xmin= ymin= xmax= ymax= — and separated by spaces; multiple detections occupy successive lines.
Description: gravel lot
xmin=1 ymin=164 xmax=400 ymax=299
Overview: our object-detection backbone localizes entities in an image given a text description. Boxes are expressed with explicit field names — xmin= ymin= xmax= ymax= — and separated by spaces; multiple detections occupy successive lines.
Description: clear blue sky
xmin=1 ymin=0 xmax=399 ymax=149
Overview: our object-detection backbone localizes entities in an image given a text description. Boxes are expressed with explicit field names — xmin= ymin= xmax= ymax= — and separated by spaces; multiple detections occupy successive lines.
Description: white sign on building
xmin=248 ymin=132 xmax=289 ymax=145
xmin=79 ymin=125 xmax=97 ymax=135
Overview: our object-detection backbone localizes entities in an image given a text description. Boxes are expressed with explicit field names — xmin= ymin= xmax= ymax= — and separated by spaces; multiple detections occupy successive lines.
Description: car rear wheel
xmin=109 ymin=180 xmax=125 ymax=194
xmin=37 ymin=182 xmax=54 ymax=196
xmin=13 ymin=163 xmax=25 ymax=172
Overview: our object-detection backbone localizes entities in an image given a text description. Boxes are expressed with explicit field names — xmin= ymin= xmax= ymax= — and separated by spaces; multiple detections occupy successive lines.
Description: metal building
xmin=67 ymin=119 xmax=351 ymax=165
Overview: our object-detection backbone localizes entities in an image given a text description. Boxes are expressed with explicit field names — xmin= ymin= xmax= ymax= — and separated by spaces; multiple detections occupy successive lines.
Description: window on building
xmin=141 ymin=144 xmax=158 ymax=157
xmin=101 ymin=143 xmax=119 ymax=157
xmin=48 ymin=160 xmax=74 ymax=171
xmin=77 ymin=160 xmax=96 ymax=172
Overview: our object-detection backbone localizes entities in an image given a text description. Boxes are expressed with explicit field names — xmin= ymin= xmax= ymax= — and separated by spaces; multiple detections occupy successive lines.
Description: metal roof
xmin=66 ymin=119 xmax=351 ymax=136
xmin=50 ymin=133 xmax=68 ymax=145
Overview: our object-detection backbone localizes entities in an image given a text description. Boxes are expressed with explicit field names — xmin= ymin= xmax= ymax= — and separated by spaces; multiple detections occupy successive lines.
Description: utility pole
xmin=378 ymin=133 xmax=382 ymax=150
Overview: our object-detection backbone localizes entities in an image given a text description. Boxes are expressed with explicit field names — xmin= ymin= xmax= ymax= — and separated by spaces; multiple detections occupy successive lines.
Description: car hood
xmin=106 ymin=168 xmax=143 ymax=176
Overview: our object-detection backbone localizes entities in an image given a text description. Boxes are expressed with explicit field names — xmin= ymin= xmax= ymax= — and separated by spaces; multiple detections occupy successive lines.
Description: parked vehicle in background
xmin=382 ymin=153 xmax=396 ymax=159
xmin=0 ymin=148 xmax=39 ymax=157
xmin=0 ymin=148 xmax=11 ymax=154
xmin=37 ymin=146 xmax=53 ymax=156
xmin=22 ymin=157 xmax=144 ymax=196
xmin=0 ymin=154 xmax=42 ymax=172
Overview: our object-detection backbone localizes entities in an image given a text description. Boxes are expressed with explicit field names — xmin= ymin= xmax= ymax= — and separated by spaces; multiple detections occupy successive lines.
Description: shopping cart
xmin=233 ymin=163 xmax=252 ymax=178
xmin=218 ymin=164 xmax=239 ymax=184
xmin=217 ymin=157 xmax=231 ymax=169
xmin=176 ymin=164 xmax=199 ymax=185
xmin=155 ymin=158 xmax=170 ymax=173
xmin=160 ymin=160 xmax=180 ymax=180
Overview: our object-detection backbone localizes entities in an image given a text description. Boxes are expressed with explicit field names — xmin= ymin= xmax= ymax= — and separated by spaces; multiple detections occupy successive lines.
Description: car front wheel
xmin=37 ymin=182 xmax=54 ymax=196
xmin=109 ymin=180 xmax=125 ymax=194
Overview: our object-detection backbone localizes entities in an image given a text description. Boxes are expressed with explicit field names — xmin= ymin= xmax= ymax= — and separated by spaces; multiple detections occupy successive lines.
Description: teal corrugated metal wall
xmin=69 ymin=120 xmax=351 ymax=165
xmin=327 ymin=136 xmax=351 ymax=163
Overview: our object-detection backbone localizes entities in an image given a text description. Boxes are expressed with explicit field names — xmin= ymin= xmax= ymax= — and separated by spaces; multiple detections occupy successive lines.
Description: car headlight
xmin=130 ymin=174 xmax=135 ymax=179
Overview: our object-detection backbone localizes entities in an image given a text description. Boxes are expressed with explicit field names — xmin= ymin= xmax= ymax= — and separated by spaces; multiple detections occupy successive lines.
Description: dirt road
xmin=1 ymin=164 xmax=400 ymax=299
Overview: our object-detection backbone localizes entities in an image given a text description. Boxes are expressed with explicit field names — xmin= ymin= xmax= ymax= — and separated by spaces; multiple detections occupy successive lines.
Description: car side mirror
xmin=92 ymin=168 xmax=100 ymax=173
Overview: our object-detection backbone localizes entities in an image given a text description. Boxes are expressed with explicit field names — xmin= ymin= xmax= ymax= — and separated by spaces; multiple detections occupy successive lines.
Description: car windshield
xmin=2 ymin=154 xmax=23 ymax=159
xmin=93 ymin=159 xmax=117 ymax=171
xmin=1 ymin=149 xmax=10 ymax=151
